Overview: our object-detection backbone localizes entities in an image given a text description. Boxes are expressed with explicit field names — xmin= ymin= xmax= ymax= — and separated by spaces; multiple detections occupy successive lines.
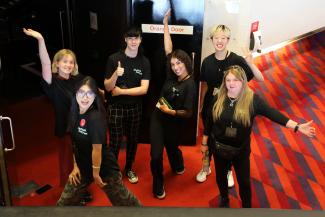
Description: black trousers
xmin=150 ymin=110 xmax=184 ymax=194
xmin=107 ymin=103 xmax=142 ymax=171
xmin=212 ymin=149 xmax=251 ymax=208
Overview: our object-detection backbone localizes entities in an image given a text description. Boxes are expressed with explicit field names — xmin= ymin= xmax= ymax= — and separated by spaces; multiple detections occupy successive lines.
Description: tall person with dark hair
xmin=104 ymin=27 xmax=151 ymax=184
xmin=57 ymin=76 xmax=141 ymax=206
xmin=149 ymin=9 xmax=197 ymax=199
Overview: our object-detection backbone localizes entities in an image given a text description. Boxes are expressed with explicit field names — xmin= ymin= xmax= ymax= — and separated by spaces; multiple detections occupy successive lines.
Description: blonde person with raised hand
xmin=197 ymin=24 xmax=264 ymax=186
xmin=203 ymin=65 xmax=315 ymax=208
xmin=23 ymin=28 xmax=94 ymax=204
xmin=149 ymin=9 xmax=197 ymax=199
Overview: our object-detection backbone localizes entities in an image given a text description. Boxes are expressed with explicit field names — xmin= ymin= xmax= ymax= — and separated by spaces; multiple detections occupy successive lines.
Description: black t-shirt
xmin=204 ymin=94 xmax=289 ymax=151
xmin=105 ymin=51 xmax=151 ymax=105
xmin=40 ymin=74 xmax=84 ymax=137
xmin=72 ymin=108 xmax=114 ymax=182
xmin=160 ymin=75 xmax=196 ymax=113
xmin=200 ymin=52 xmax=254 ymax=104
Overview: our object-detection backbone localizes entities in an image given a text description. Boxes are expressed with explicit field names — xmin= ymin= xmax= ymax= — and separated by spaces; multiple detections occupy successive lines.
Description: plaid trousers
xmin=106 ymin=103 xmax=142 ymax=171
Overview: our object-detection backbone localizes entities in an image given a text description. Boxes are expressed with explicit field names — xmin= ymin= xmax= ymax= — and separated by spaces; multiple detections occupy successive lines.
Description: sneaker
xmin=155 ymin=188 xmax=166 ymax=200
xmin=126 ymin=170 xmax=138 ymax=184
xmin=196 ymin=167 xmax=212 ymax=183
xmin=175 ymin=168 xmax=185 ymax=175
xmin=227 ymin=170 xmax=234 ymax=188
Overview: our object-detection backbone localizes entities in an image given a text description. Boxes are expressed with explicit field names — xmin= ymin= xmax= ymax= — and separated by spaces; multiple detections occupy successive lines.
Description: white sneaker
xmin=227 ymin=170 xmax=234 ymax=188
xmin=196 ymin=167 xmax=211 ymax=183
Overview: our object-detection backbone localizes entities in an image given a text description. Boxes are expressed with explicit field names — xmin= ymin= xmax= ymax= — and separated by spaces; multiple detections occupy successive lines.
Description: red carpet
xmin=2 ymin=30 xmax=324 ymax=209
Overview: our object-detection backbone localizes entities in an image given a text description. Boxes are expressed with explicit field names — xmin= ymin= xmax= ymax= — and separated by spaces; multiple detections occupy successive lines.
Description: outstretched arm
xmin=163 ymin=9 xmax=173 ymax=56
xmin=23 ymin=28 xmax=52 ymax=84
xmin=286 ymin=120 xmax=316 ymax=138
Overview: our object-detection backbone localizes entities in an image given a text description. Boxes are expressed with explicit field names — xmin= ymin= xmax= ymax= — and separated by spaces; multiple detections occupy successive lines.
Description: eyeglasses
xmin=77 ymin=90 xmax=95 ymax=98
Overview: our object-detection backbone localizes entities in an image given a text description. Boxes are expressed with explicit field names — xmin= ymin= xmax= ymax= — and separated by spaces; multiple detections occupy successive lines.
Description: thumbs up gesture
xmin=115 ymin=61 xmax=124 ymax=76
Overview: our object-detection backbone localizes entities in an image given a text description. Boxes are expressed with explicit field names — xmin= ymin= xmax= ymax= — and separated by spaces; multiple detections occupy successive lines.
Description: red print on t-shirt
xmin=80 ymin=119 xmax=86 ymax=127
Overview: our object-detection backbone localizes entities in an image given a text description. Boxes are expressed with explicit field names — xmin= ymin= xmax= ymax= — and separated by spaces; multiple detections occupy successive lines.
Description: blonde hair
xmin=51 ymin=49 xmax=79 ymax=75
xmin=212 ymin=65 xmax=254 ymax=127
xmin=209 ymin=24 xmax=231 ymax=39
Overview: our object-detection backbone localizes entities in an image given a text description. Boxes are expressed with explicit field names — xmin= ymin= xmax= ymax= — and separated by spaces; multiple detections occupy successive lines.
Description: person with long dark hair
xmin=202 ymin=65 xmax=315 ymax=208
xmin=57 ymin=76 xmax=141 ymax=206
xmin=149 ymin=9 xmax=197 ymax=199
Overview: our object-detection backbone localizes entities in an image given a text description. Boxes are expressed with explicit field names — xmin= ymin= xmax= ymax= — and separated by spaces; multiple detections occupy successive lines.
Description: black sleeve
xmin=203 ymin=96 xmax=217 ymax=135
xmin=40 ymin=77 xmax=55 ymax=101
xmin=254 ymin=94 xmax=289 ymax=126
xmin=199 ymin=58 xmax=207 ymax=82
xmin=235 ymin=55 xmax=254 ymax=82
xmin=88 ymin=111 xmax=107 ymax=145
xmin=175 ymin=79 xmax=197 ymax=118
xmin=142 ymin=57 xmax=151 ymax=80
xmin=104 ymin=55 xmax=116 ymax=80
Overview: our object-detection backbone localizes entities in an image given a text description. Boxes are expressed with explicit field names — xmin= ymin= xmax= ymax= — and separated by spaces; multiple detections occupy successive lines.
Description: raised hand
xmin=241 ymin=46 xmax=254 ymax=64
xmin=298 ymin=120 xmax=316 ymax=138
xmin=163 ymin=8 xmax=171 ymax=25
xmin=115 ymin=61 xmax=124 ymax=77
xmin=23 ymin=28 xmax=44 ymax=40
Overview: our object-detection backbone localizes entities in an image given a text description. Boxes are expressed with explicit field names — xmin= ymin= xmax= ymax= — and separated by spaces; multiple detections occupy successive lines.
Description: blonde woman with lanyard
xmin=197 ymin=24 xmax=264 ymax=186
xmin=202 ymin=65 xmax=315 ymax=208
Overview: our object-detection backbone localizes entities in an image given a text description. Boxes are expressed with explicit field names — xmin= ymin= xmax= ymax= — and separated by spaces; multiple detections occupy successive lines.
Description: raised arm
xmin=163 ymin=9 xmax=173 ymax=56
xmin=23 ymin=28 xmax=52 ymax=84
xmin=243 ymin=47 xmax=264 ymax=82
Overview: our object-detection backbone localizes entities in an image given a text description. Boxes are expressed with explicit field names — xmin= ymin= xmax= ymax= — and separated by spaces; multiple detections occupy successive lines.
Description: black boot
xmin=219 ymin=197 xmax=229 ymax=208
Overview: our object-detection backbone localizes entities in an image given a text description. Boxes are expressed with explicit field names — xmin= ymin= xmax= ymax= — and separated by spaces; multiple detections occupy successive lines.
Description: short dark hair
xmin=170 ymin=49 xmax=193 ymax=75
xmin=124 ymin=26 xmax=142 ymax=38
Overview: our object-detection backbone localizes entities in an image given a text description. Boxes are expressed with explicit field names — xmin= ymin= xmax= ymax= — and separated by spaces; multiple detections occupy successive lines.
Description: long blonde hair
xmin=51 ymin=49 xmax=79 ymax=76
xmin=213 ymin=65 xmax=254 ymax=127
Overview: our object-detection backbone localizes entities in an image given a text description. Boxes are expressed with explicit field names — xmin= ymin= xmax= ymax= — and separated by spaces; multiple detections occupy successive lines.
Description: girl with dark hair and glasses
xmin=203 ymin=65 xmax=315 ymax=208
xmin=197 ymin=24 xmax=265 ymax=186
xmin=57 ymin=76 xmax=141 ymax=206
xmin=149 ymin=9 xmax=197 ymax=199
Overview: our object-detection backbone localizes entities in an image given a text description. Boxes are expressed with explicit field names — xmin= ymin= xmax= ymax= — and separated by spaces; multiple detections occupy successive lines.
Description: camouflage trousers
xmin=56 ymin=172 xmax=141 ymax=206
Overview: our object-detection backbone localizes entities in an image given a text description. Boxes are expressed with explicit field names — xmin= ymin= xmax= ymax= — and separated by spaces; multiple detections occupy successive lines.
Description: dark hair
xmin=170 ymin=49 xmax=193 ymax=75
xmin=68 ymin=76 xmax=106 ymax=132
xmin=124 ymin=26 xmax=142 ymax=38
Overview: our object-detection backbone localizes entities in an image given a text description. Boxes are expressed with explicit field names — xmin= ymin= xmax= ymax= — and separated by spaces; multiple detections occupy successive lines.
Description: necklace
xmin=178 ymin=74 xmax=190 ymax=82
xmin=216 ymin=50 xmax=229 ymax=72
xmin=228 ymin=96 xmax=238 ymax=107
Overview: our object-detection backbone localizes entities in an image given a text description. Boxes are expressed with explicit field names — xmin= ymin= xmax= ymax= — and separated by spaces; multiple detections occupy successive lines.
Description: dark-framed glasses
xmin=77 ymin=90 xmax=95 ymax=98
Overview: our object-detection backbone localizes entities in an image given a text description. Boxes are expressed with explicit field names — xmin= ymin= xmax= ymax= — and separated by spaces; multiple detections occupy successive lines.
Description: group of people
xmin=23 ymin=8 xmax=316 ymax=208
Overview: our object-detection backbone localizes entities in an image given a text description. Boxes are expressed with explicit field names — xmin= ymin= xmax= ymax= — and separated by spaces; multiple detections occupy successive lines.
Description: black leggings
xmin=150 ymin=110 xmax=184 ymax=194
xmin=213 ymin=150 xmax=251 ymax=208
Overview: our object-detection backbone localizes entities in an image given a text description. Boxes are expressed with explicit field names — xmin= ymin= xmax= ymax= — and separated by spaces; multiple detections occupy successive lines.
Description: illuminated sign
xmin=141 ymin=24 xmax=193 ymax=35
